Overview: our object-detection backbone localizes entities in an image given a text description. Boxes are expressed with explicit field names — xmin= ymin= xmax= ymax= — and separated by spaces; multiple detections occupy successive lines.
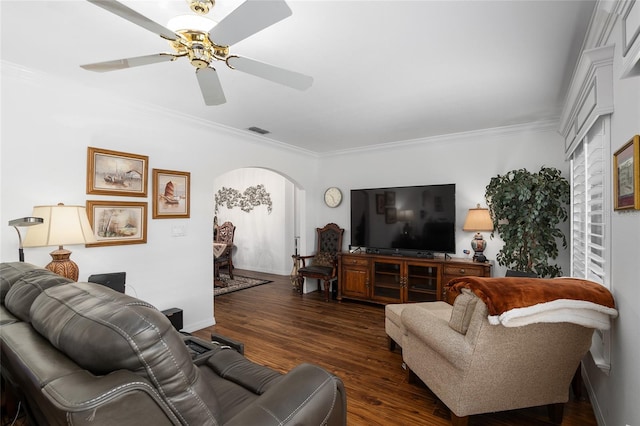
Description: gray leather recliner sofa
xmin=0 ymin=262 xmax=346 ymax=425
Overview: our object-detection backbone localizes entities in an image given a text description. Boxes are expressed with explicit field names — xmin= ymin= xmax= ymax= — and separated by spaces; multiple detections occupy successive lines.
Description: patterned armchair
xmin=296 ymin=223 xmax=344 ymax=301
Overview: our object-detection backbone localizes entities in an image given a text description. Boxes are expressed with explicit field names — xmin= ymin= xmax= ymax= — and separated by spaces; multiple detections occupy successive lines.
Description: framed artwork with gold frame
xmin=87 ymin=147 xmax=148 ymax=197
xmin=86 ymin=200 xmax=147 ymax=247
xmin=613 ymin=135 xmax=640 ymax=210
xmin=152 ymin=169 xmax=190 ymax=219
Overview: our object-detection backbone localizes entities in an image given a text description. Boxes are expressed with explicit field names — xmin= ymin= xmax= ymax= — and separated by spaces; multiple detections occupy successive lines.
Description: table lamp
xmin=462 ymin=204 xmax=494 ymax=262
xmin=8 ymin=217 xmax=44 ymax=261
xmin=22 ymin=203 xmax=97 ymax=281
xmin=398 ymin=209 xmax=415 ymax=235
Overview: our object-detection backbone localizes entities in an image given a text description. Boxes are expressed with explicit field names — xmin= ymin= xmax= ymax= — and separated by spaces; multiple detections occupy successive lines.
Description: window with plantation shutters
xmin=571 ymin=126 xmax=607 ymax=285
xmin=570 ymin=116 xmax=612 ymax=372
xmin=560 ymin=43 xmax=614 ymax=374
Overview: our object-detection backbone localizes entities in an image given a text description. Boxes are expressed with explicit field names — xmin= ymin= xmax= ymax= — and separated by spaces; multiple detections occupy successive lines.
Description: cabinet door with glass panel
xmin=405 ymin=261 xmax=440 ymax=302
xmin=371 ymin=259 xmax=403 ymax=303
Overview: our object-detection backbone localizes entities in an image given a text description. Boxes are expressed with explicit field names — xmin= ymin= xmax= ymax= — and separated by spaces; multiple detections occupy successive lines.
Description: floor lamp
xmin=22 ymin=203 xmax=97 ymax=281
xmin=8 ymin=217 xmax=44 ymax=262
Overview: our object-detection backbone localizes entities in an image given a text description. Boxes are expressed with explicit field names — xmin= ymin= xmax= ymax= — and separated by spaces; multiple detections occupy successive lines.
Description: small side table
xmin=162 ymin=308 xmax=183 ymax=331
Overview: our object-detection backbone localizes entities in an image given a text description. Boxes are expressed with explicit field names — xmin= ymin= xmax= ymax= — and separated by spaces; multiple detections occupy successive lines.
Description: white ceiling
xmin=1 ymin=0 xmax=596 ymax=153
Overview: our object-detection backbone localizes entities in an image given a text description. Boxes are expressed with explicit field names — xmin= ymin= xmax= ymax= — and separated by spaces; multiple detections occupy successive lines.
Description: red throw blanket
xmin=446 ymin=277 xmax=617 ymax=328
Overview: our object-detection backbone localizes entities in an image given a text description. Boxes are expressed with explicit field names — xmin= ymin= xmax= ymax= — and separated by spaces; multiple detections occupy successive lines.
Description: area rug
xmin=214 ymin=273 xmax=272 ymax=297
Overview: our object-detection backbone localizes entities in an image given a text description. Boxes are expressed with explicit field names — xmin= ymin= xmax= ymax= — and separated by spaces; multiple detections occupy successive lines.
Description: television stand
xmin=337 ymin=252 xmax=492 ymax=304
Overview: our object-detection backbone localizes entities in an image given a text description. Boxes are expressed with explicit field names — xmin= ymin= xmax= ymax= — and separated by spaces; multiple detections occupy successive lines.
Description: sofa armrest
xmin=401 ymin=304 xmax=474 ymax=370
xmin=41 ymin=370 xmax=180 ymax=425
xmin=225 ymin=363 xmax=346 ymax=426
xmin=206 ymin=347 xmax=283 ymax=394
xmin=43 ymin=369 xmax=171 ymax=412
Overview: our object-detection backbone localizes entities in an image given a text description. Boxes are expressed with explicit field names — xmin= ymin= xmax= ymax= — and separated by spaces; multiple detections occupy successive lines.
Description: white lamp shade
xmin=462 ymin=206 xmax=494 ymax=232
xmin=23 ymin=205 xmax=97 ymax=247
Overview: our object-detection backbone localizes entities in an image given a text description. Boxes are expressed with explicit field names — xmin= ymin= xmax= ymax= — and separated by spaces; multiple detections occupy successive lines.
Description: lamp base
xmin=472 ymin=253 xmax=487 ymax=263
xmin=470 ymin=232 xmax=488 ymax=263
xmin=46 ymin=247 xmax=79 ymax=281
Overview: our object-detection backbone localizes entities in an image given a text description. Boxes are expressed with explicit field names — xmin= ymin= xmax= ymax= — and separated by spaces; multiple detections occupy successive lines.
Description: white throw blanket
xmin=488 ymin=298 xmax=618 ymax=329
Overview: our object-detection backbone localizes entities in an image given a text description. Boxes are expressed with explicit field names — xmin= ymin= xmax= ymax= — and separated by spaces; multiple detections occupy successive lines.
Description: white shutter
xmin=570 ymin=116 xmax=612 ymax=373
xmin=586 ymin=137 xmax=606 ymax=283
xmin=571 ymin=118 xmax=609 ymax=286
xmin=571 ymin=143 xmax=586 ymax=277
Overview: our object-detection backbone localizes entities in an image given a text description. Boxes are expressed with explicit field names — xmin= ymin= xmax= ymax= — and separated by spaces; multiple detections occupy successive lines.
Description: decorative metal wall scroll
xmin=215 ymin=184 xmax=273 ymax=214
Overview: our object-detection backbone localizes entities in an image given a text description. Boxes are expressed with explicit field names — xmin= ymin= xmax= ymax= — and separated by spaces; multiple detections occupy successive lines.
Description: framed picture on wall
xmin=376 ymin=194 xmax=385 ymax=214
xmin=85 ymin=201 xmax=147 ymax=246
xmin=87 ymin=147 xmax=148 ymax=197
xmin=152 ymin=169 xmax=190 ymax=218
xmin=385 ymin=191 xmax=396 ymax=206
xmin=385 ymin=207 xmax=397 ymax=224
xmin=613 ymin=135 xmax=640 ymax=210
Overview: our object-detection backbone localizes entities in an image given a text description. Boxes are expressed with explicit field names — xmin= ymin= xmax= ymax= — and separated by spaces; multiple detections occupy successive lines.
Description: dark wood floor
xmin=194 ymin=269 xmax=598 ymax=426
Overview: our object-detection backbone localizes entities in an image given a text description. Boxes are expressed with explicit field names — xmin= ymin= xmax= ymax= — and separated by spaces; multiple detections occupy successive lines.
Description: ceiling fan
xmin=80 ymin=0 xmax=313 ymax=105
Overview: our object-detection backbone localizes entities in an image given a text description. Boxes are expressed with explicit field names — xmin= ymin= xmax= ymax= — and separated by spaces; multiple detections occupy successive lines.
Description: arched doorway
xmin=212 ymin=167 xmax=304 ymax=275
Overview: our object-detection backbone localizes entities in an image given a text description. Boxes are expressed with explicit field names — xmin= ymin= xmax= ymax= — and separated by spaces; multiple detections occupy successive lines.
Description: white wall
xmin=0 ymin=62 xmax=318 ymax=331
xmin=318 ymin=125 xmax=571 ymax=278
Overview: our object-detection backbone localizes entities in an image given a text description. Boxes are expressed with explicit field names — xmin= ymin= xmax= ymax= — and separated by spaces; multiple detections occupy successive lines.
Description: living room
xmin=1 ymin=1 xmax=639 ymax=425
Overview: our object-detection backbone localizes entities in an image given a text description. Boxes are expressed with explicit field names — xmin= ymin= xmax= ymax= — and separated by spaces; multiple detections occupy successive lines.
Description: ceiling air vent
xmin=247 ymin=126 xmax=270 ymax=135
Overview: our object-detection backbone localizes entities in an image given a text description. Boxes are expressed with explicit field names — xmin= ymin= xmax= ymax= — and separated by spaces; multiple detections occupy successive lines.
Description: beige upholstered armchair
xmin=391 ymin=277 xmax=617 ymax=426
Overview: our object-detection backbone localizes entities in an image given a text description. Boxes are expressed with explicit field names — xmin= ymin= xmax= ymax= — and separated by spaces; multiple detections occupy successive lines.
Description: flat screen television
xmin=351 ymin=184 xmax=456 ymax=256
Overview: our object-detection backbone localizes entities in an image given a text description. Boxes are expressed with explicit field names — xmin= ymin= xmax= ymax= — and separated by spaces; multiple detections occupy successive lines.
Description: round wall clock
xmin=324 ymin=187 xmax=342 ymax=208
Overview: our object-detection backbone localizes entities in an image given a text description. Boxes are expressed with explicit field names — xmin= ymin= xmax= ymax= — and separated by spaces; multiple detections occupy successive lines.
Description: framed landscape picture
xmin=613 ymin=135 xmax=640 ymax=210
xmin=86 ymin=201 xmax=147 ymax=247
xmin=152 ymin=169 xmax=190 ymax=219
xmin=87 ymin=147 xmax=148 ymax=197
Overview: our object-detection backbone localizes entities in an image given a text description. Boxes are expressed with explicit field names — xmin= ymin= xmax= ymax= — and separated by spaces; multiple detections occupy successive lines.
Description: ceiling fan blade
xmin=227 ymin=56 xmax=313 ymax=91
xmin=86 ymin=0 xmax=179 ymax=41
xmin=81 ymin=53 xmax=176 ymax=72
xmin=209 ymin=0 xmax=292 ymax=46
xmin=196 ymin=67 xmax=226 ymax=106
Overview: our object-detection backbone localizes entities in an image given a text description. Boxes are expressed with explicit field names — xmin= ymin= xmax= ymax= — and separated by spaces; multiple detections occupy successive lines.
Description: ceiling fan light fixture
xmin=83 ymin=0 xmax=312 ymax=107
xmin=167 ymin=14 xmax=216 ymax=33
xmin=189 ymin=41 xmax=213 ymax=68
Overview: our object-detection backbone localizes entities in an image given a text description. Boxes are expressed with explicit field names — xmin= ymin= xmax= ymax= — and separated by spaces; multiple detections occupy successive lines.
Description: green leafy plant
xmin=485 ymin=167 xmax=570 ymax=277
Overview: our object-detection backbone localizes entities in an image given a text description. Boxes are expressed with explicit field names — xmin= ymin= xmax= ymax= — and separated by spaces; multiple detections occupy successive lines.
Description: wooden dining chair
xmin=214 ymin=221 xmax=236 ymax=281
xmin=296 ymin=223 xmax=344 ymax=301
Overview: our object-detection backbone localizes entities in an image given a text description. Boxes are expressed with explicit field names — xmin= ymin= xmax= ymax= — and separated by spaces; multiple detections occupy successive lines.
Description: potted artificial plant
xmin=485 ymin=166 xmax=570 ymax=278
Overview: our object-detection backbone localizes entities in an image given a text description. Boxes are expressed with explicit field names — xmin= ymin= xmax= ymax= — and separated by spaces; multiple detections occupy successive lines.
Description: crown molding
xmin=320 ymin=119 xmax=561 ymax=158
xmin=1 ymin=60 xmax=565 ymax=160
xmin=0 ymin=60 xmax=319 ymax=158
